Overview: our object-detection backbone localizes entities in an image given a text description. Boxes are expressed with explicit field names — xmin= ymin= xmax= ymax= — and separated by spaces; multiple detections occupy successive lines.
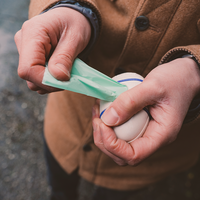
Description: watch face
xmin=183 ymin=54 xmax=199 ymax=68
xmin=182 ymin=54 xmax=193 ymax=59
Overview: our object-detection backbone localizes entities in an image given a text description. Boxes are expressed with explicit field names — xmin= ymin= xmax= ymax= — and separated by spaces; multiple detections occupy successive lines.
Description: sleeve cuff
xmin=184 ymin=93 xmax=200 ymax=123
xmin=42 ymin=0 xmax=100 ymax=59
xmin=159 ymin=47 xmax=200 ymax=69
xmin=180 ymin=54 xmax=200 ymax=123
xmin=159 ymin=48 xmax=200 ymax=123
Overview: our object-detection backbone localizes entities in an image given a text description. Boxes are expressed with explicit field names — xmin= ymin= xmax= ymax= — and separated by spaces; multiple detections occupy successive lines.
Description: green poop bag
xmin=42 ymin=58 xmax=128 ymax=102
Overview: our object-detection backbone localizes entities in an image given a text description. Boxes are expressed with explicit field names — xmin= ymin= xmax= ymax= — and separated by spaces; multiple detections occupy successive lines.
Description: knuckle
xmin=127 ymin=147 xmax=143 ymax=166
xmin=127 ymin=158 xmax=138 ymax=166
xmin=104 ymin=136 xmax=118 ymax=151
xmin=127 ymin=156 xmax=142 ymax=166
xmin=116 ymin=89 xmax=141 ymax=116
xmin=147 ymin=78 xmax=165 ymax=98
xmin=14 ymin=31 xmax=20 ymax=43
xmin=55 ymin=53 xmax=73 ymax=67
xmin=93 ymin=139 xmax=101 ymax=147
xmin=26 ymin=82 xmax=38 ymax=91
xmin=21 ymin=18 xmax=47 ymax=40
xmin=21 ymin=20 xmax=30 ymax=31
xmin=18 ymin=67 xmax=28 ymax=80
xmin=119 ymin=91 xmax=135 ymax=111
xmin=105 ymin=138 xmax=126 ymax=155
xmin=124 ymin=91 xmax=136 ymax=109
xmin=22 ymin=18 xmax=39 ymax=31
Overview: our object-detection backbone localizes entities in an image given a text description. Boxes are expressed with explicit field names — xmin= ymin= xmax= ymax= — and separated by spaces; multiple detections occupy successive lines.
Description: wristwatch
xmin=181 ymin=54 xmax=200 ymax=69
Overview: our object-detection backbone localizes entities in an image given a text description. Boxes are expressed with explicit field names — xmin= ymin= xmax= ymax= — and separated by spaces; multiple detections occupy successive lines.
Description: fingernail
xmin=101 ymin=107 xmax=119 ymax=126
xmin=55 ymin=63 xmax=70 ymax=78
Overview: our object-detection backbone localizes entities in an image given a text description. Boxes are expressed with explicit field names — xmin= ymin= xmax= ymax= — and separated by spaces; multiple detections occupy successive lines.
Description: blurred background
xmin=0 ymin=0 xmax=200 ymax=200
xmin=0 ymin=0 xmax=49 ymax=199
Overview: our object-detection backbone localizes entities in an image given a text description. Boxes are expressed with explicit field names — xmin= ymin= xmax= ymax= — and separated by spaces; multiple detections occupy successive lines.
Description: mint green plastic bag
xmin=42 ymin=58 xmax=128 ymax=102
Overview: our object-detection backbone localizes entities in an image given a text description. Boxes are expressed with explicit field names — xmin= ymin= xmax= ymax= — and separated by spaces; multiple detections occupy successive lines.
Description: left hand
xmin=92 ymin=58 xmax=200 ymax=166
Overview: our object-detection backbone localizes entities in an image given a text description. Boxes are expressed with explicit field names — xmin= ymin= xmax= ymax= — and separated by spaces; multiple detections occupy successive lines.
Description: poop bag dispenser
xmin=42 ymin=58 xmax=128 ymax=102
xmin=42 ymin=58 xmax=149 ymax=142
xmin=100 ymin=73 xmax=149 ymax=143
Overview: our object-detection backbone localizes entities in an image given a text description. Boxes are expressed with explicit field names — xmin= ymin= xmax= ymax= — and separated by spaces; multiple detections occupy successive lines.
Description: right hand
xmin=15 ymin=7 xmax=91 ymax=94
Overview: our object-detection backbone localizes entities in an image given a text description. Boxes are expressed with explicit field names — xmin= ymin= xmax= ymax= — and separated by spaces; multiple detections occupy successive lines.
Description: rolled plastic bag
xmin=42 ymin=58 xmax=128 ymax=102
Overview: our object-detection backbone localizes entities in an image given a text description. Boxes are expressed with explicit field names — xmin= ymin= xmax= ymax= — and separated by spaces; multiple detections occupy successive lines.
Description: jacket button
xmin=83 ymin=144 xmax=92 ymax=152
xmin=135 ymin=16 xmax=149 ymax=31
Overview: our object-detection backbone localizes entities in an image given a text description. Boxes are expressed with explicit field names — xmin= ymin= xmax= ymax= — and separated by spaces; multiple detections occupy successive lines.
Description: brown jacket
xmin=29 ymin=0 xmax=200 ymax=190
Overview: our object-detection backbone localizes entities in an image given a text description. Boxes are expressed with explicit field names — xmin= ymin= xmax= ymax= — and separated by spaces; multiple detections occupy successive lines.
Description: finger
xmin=14 ymin=30 xmax=22 ymax=53
xmin=128 ymin=118 xmax=178 ymax=165
xmin=92 ymin=104 xmax=126 ymax=165
xmin=93 ymin=118 xmax=127 ymax=166
xmin=47 ymin=8 xmax=91 ymax=81
xmin=27 ymin=81 xmax=41 ymax=91
xmin=27 ymin=79 xmax=51 ymax=94
xmin=94 ymin=103 xmax=175 ymax=166
xmin=37 ymin=89 xmax=49 ymax=95
xmin=92 ymin=102 xmax=100 ymax=120
xmin=101 ymin=80 xmax=158 ymax=126
xmin=99 ymin=122 xmax=135 ymax=164
xmin=18 ymin=18 xmax=55 ymax=91
xmin=18 ymin=38 xmax=52 ymax=91
xmin=27 ymin=79 xmax=62 ymax=94
xmin=47 ymin=30 xmax=84 ymax=81
xmin=101 ymin=117 xmax=178 ymax=166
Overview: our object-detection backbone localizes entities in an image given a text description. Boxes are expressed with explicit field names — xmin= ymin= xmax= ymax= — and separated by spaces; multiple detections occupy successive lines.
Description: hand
xmin=93 ymin=58 xmax=200 ymax=166
xmin=15 ymin=7 xmax=91 ymax=94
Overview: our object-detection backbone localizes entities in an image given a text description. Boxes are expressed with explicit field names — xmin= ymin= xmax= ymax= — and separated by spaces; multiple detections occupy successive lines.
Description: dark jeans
xmin=43 ymin=138 xmax=138 ymax=200
xmin=43 ymin=135 xmax=200 ymax=200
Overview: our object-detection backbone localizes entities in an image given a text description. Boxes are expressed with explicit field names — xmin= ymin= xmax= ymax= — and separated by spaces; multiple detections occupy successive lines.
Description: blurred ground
xmin=0 ymin=0 xmax=200 ymax=200
xmin=0 ymin=0 xmax=50 ymax=199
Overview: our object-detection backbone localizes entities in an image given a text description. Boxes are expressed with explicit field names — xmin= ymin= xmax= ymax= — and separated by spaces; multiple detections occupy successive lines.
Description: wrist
xmin=182 ymin=57 xmax=200 ymax=94
xmin=181 ymin=54 xmax=200 ymax=69
xmin=42 ymin=0 xmax=99 ymax=59
xmin=181 ymin=56 xmax=200 ymax=123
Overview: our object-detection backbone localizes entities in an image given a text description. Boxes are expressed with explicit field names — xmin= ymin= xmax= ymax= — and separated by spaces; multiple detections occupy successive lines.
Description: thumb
xmin=101 ymin=81 xmax=155 ymax=126
xmin=46 ymin=8 xmax=91 ymax=81
xmin=47 ymin=34 xmax=81 ymax=81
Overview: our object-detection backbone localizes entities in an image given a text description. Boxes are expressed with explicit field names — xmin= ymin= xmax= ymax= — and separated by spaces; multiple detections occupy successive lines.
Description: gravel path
xmin=0 ymin=0 xmax=49 ymax=199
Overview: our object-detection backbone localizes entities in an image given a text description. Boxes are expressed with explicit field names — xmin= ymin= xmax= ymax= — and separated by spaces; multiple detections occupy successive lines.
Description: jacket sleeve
xmin=29 ymin=0 xmax=101 ymax=23
xmin=159 ymin=45 xmax=200 ymax=68
xmin=41 ymin=1 xmax=100 ymax=58
xmin=159 ymin=45 xmax=200 ymax=123
xmin=29 ymin=0 xmax=102 ymax=59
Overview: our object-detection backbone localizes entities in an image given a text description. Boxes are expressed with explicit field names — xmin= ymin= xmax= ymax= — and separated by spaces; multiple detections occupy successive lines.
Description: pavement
xmin=0 ymin=0 xmax=200 ymax=200
xmin=0 ymin=0 xmax=49 ymax=199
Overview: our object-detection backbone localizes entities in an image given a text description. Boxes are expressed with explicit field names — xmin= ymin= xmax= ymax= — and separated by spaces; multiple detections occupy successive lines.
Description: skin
xmin=15 ymin=8 xmax=200 ymax=166
xmin=93 ymin=58 xmax=200 ymax=166
xmin=14 ymin=7 xmax=91 ymax=94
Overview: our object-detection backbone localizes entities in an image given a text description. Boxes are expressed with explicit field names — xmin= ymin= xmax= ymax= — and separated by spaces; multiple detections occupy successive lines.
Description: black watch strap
xmin=181 ymin=54 xmax=200 ymax=69
xmin=42 ymin=0 xmax=100 ymax=59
